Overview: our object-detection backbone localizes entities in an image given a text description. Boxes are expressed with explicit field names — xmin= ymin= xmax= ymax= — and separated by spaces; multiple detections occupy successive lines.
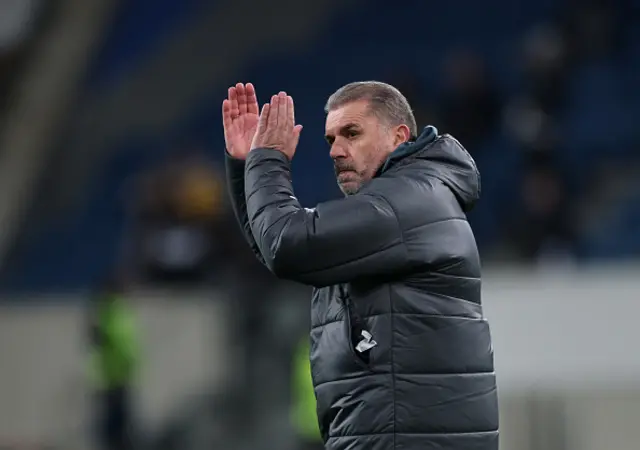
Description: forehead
xmin=325 ymin=100 xmax=377 ymax=133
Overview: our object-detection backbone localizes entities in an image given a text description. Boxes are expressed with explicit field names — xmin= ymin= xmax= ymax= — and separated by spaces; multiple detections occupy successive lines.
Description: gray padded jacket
xmin=226 ymin=126 xmax=499 ymax=450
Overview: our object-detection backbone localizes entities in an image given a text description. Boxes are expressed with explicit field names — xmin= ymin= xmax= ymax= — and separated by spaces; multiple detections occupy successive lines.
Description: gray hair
xmin=324 ymin=81 xmax=418 ymax=138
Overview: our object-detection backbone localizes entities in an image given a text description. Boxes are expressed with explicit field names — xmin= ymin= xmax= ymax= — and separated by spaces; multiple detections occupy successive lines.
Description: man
xmin=223 ymin=82 xmax=499 ymax=450
xmin=88 ymin=277 xmax=140 ymax=450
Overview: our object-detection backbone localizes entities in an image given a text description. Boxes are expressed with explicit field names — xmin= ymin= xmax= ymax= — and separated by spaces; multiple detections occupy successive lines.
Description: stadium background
xmin=0 ymin=0 xmax=638 ymax=448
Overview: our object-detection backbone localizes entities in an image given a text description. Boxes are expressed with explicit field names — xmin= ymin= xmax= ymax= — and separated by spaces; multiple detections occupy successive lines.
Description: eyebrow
xmin=325 ymin=122 xmax=361 ymax=141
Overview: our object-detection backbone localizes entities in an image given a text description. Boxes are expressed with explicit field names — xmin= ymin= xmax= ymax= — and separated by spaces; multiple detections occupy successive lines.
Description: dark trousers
xmin=97 ymin=385 xmax=133 ymax=450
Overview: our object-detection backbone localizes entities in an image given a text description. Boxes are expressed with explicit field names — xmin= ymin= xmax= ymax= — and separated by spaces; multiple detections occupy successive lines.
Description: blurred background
xmin=0 ymin=0 xmax=638 ymax=449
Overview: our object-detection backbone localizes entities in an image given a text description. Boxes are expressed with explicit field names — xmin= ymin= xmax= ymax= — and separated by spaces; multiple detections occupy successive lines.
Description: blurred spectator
xmin=88 ymin=275 xmax=140 ymax=450
xmin=130 ymin=146 xmax=229 ymax=284
xmin=506 ymin=149 xmax=575 ymax=263
xmin=503 ymin=96 xmax=556 ymax=151
xmin=437 ymin=50 xmax=503 ymax=149
xmin=520 ymin=23 xmax=570 ymax=114
xmin=125 ymin=144 xmax=284 ymax=434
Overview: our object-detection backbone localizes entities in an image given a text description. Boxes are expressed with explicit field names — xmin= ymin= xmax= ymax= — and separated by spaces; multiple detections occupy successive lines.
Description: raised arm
xmin=245 ymin=148 xmax=409 ymax=287
xmin=222 ymin=83 xmax=264 ymax=262
xmin=225 ymin=153 xmax=264 ymax=263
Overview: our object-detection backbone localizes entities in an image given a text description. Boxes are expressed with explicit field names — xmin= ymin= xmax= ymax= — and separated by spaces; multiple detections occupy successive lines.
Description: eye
xmin=347 ymin=129 xmax=359 ymax=138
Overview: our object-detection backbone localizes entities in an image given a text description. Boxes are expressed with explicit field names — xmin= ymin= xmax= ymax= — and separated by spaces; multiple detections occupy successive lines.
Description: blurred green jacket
xmin=88 ymin=296 xmax=139 ymax=390
xmin=291 ymin=337 xmax=321 ymax=441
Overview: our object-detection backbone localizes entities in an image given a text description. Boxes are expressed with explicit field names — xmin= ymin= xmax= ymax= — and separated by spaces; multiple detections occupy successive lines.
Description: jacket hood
xmin=380 ymin=126 xmax=481 ymax=212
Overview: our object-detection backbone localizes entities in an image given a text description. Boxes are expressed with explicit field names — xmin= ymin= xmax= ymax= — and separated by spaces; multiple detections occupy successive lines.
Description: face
xmin=325 ymin=100 xmax=410 ymax=195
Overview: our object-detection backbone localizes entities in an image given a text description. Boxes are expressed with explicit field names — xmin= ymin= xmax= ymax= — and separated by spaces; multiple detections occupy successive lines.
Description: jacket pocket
xmin=342 ymin=298 xmax=374 ymax=370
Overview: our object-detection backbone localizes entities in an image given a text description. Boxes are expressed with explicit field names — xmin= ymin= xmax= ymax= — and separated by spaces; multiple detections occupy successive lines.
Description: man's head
xmin=325 ymin=81 xmax=417 ymax=195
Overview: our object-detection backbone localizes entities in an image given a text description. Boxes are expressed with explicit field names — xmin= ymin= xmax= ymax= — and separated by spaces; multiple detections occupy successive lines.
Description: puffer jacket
xmin=226 ymin=126 xmax=499 ymax=450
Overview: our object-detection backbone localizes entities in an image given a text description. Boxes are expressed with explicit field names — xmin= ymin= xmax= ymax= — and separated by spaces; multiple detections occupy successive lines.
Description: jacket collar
xmin=376 ymin=125 xmax=439 ymax=176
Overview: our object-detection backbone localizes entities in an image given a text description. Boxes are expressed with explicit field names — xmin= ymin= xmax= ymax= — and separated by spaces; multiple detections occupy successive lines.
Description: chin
xmin=338 ymin=181 xmax=360 ymax=196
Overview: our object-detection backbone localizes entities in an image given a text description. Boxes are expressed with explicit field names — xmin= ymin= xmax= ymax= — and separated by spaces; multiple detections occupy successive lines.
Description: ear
xmin=393 ymin=124 xmax=411 ymax=146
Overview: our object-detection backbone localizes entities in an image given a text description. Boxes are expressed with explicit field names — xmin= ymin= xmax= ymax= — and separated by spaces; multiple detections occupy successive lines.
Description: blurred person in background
xmin=126 ymin=142 xmax=284 ymax=433
xmin=520 ymin=23 xmax=570 ymax=114
xmin=88 ymin=276 xmax=140 ymax=450
xmin=512 ymin=149 xmax=575 ymax=263
xmin=437 ymin=50 xmax=503 ymax=150
xmin=502 ymin=96 xmax=576 ymax=264
xmin=130 ymin=146 xmax=228 ymax=284
xmin=223 ymin=82 xmax=498 ymax=450
xmin=291 ymin=336 xmax=323 ymax=450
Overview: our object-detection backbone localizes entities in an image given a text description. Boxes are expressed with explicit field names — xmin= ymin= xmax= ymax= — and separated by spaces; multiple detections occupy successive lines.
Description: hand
xmin=222 ymin=83 xmax=260 ymax=160
xmin=250 ymin=91 xmax=303 ymax=160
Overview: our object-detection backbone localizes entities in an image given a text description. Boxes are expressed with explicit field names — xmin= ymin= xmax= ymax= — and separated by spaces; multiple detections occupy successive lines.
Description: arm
xmin=225 ymin=152 xmax=266 ymax=264
xmin=245 ymin=148 xmax=409 ymax=287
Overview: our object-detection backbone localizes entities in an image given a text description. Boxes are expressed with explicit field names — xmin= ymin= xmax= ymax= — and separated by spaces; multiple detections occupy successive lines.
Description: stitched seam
xmin=287 ymin=239 xmax=402 ymax=277
xmin=327 ymin=429 xmax=499 ymax=438
xmin=313 ymin=371 xmax=496 ymax=388
xmin=402 ymin=217 xmax=467 ymax=234
xmin=311 ymin=311 xmax=485 ymax=330
xmin=375 ymin=192 xmax=407 ymax=259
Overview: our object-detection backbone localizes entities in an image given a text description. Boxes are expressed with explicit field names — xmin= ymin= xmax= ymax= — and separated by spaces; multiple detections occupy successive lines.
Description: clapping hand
xmin=250 ymin=91 xmax=303 ymax=160
xmin=222 ymin=83 xmax=260 ymax=160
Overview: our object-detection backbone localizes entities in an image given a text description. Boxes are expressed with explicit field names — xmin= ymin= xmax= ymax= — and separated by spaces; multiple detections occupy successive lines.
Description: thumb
xmin=251 ymin=103 xmax=270 ymax=149
xmin=256 ymin=103 xmax=270 ymax=134
xmin=291 ymin=124 xmax=303 ymax=149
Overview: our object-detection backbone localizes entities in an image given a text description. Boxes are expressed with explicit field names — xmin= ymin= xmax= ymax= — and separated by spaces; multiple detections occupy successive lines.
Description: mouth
xmin=337 ymin=171 xmax=356 ymax=181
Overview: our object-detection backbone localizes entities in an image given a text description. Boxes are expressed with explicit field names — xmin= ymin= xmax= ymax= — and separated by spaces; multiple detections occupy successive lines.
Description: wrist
xmin=248 ymin=147 xmax=292 ymax=163
xmin=225 ymin=149 xmax=247 ymax=161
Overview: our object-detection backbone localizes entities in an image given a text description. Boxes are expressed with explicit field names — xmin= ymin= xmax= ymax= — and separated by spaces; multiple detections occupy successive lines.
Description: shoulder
xmin=361 ymin=164 xmax=479 ymax=269
xmin=361 ymin=164 xmax=465 ymax=229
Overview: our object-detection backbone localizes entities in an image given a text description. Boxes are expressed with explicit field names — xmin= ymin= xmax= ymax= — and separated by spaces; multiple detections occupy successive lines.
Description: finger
xmin=252 ymin=103 xmax=270 ymax=150
xmin=292 ymin=124 xmax=303 ymax=149
xmin=236 ymin=83 xmax=247 ymax=114
xmin=268 ymin=95 xmax=279 ymax=128
xmin=228 ymin=87 xmax=239 ymax=118
xmin=222 ymin=99 xmax=233 ymax=131
xmin=256 ymin=103 xmax=270 ymax=135
xmin=278 ymin=92 xmax=289 ymax=131
xmin=246 ymin=83 xmax=259 ymax=115
xmin=287 ymin=96 xmax=295 ymax=129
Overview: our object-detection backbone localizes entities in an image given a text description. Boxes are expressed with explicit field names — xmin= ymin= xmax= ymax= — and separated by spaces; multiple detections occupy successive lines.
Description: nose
xmin=330 ymin=143 xmax=347 ymax=159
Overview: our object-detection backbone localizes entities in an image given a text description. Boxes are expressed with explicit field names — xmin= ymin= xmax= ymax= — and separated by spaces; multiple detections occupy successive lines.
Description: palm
xmin=227 ymin=113 xmax=258 ymax=155
xmin=223 ymin=83 xmax=260 ymax=160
